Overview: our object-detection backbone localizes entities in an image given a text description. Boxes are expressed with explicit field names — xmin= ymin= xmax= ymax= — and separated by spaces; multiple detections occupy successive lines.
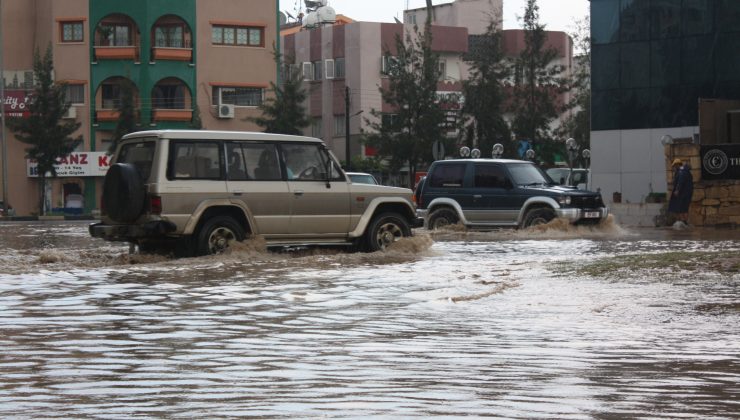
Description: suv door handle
xmin=474 ymin=194 xmax=482 ymax=199
xmin=294 ymin=190 xmax=304 ymax=196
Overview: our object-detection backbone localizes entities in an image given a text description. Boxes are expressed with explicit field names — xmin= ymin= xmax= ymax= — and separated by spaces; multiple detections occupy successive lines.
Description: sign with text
xmin=2 ymin=90 xmax=32 ymax=118
xmin=27 ymin=152 xmax=112 ymax=178
xmin=701 ymin=144 xmax=740 ymax=180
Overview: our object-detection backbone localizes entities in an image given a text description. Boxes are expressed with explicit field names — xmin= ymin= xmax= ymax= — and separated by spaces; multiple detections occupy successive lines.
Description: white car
xmin=546 ymin=168 xmax=589 ymax=189
xmin=346 ymin=172 xmax=379 ymax=185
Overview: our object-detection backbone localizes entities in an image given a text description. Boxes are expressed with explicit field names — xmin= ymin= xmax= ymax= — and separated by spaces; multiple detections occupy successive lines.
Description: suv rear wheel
xmin=428 ymin=208 xmax=459 ymax=230
xmin=365 ymin=212 xmax=410 ymax=252
xmin=522 ymin=207 xmax=555 ymax=228
xmin=196 ymin=216 xmax=245 ymax=256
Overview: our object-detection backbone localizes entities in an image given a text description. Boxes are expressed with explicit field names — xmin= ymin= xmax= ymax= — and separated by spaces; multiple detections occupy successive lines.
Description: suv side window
xmin=169 ymin=141 xmax=222 ymax=180
xmin=228 ymin=142 xmax=281 ymax=181
xmin=429 ymin=163 xmax=466 ymax=188
xmin=282 ymin=143 xmax=343 ymax=181
xmin=474 ymin=163 xmax=508 ymax=188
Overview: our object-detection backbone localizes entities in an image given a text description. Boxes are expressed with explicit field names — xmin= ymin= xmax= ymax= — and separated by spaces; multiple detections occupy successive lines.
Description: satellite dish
xmin=279 ymin=12 xmax=287 ymax=25
xmin=303 ymin=12 xmax=319 ymax=28
xmin=317 ymin=6 xmax=336 ymax=24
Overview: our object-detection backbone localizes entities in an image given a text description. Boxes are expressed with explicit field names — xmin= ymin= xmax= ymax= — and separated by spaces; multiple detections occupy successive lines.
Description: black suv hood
xmin=521 ymin=184 xmax=601 ymax=197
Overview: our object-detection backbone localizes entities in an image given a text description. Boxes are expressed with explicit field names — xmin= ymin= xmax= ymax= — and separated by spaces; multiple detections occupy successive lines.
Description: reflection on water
xmin=0 ymin=221 xmax=738 ymax=418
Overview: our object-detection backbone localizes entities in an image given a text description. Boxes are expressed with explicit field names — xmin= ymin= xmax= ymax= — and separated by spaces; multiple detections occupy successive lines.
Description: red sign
xmin=2 ymin=90 xmax=31 ymax=118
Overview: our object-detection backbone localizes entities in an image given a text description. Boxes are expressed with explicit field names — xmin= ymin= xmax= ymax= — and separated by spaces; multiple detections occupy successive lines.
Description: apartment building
xmin=1 ymin=0 xmax=278 ymax=216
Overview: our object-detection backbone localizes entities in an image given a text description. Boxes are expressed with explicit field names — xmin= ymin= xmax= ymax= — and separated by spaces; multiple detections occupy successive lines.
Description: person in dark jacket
xmin=668 ymin=159 xmax=694 ymax=226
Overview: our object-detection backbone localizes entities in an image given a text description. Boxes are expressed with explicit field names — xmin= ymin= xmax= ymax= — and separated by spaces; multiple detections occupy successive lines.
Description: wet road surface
xmin=0 ymin=220 xmax=738 ymax=418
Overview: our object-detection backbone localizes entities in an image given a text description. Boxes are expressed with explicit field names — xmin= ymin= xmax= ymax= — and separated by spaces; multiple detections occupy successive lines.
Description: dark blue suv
xmin=415 ymin=159 xmax=608 ymax=229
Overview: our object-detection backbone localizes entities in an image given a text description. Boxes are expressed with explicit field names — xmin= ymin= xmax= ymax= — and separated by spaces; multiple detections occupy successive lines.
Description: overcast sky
xmin=285 ymin=0 xmax=590 ymax=33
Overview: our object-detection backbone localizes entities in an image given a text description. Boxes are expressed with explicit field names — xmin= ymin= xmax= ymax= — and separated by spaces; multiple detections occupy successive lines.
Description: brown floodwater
xmin=0 ymin=220 xmax=738 ymax=418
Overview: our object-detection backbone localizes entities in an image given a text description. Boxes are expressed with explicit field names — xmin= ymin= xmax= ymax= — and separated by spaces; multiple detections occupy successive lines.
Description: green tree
xmin=462 ymin=18 xmax=512 ymax=158
xmin=248 ymin=46 xmax=309 ymax=135
xmin=109 ymin=78 xmax=138 ymax=154
xmin=557 ymin=16 xmax=591 ymax=166
xmin=510 ymin=0 xmax=568 ymax=165
xmin=7 ymin=45 xmax=82 ymax=215
xmin=364 ymin=25 xmax=447 ymax=188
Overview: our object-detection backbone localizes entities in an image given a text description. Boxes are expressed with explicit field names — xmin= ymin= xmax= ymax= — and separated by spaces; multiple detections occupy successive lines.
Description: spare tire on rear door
xmin=102 ymin=163 xmax=145 ymax=223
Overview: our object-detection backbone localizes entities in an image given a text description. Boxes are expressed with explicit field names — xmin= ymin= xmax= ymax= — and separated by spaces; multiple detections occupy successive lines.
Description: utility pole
xmin=345 ymin=85 xmax=351 ymax=171
xmin=0 ymin=0 xmax=9 ymax=216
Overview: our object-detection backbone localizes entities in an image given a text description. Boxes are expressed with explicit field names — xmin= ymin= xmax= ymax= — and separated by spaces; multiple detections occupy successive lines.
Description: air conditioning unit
xmin=62 ymin=106 xmax=77 ymax=119
xmin=218 ymin=103 xmax=235 ymax=119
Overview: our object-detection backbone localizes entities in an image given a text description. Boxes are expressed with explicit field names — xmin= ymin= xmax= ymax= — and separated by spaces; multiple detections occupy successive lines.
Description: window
xmin=61 ymin=21 xmax=84 ymax=42
xmin=334 ymin=57 xmax=346 ymax=79
xmin=64 ymin=84 xmax=85 ymax=104
xmin=381 ymin=55 xmax=400 ymax=76
xmin=474 ymin=164 xmax=508 ymax=188
xmin=212 ymin=25 xmax=264 ymax=47
xmin=429 ymin=163 xmax=466 ymax=188
xmin=169 ymin=142 xmax=222 ymax=179
xmin=302 ymin=62 xmax=313 ymax=80
xmin=100 ymin=24 xmax=131 ymax=46
xmin=311 ymin=118 xmax=322 ymax=138
xmin=101 ymin=83 xmax=121 ymax=108
xmin=282 ymin=143 xmax=343 ymax=181
xmin=118 ymin=141 xmax=156 ymax=181
xmin=228 ymin=142 xmax=281 ymax=181
xmin=153 ymin=84 xmax=186 ymax=109
xmin=438 ymin=60 xmax=447 ymax=81
xmin=334 ymin=114 xmax=346 ymax=136
xmin=154 ymin=25 xmax=185 ymax=48
xmin=592 ymin=0 xmax=620 ymax=44
xmin=212 ymin=86 xmax=264 ymax=107
xmin=313 ymin=60 xmax=323 ymax=81
xmin=382 ymin=114 xmax=400 ymax=131
xmin=325 ymin=59 xmax=335 ymax=79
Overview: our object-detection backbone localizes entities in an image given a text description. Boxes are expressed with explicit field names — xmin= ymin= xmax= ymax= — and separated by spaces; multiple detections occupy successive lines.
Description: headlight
xmin=558 ymin=196 xmax=572 ymax=205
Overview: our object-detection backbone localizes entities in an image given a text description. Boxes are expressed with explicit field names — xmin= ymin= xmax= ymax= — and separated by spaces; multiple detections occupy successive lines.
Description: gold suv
xmin=89 ymin=130 xmax=422 ymax=256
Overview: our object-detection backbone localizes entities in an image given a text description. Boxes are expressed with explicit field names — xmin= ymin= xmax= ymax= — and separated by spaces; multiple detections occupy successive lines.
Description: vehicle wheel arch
xmin=517 ymin=197 xmax=559 ymax=226
xmin=193 ymin=205 xmax=252 ymax=239
xmin=426 ymin=198 xmax=466 ymax=225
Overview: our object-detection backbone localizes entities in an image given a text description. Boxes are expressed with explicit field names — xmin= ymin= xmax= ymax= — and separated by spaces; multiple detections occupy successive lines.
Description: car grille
xmin=572 ymin=196 xmax=604 ymax=208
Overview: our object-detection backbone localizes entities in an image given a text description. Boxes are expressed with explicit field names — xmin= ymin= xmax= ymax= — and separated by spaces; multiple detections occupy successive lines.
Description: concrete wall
xmin=665 ymin=142 xmax=740 ymax=227
xmin=591 ymin=126 xmax=699 ymax=204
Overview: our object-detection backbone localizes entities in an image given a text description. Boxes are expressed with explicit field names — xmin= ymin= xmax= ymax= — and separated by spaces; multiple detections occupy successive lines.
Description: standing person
xmin=669 ymin=159 xmax=694 ymax=227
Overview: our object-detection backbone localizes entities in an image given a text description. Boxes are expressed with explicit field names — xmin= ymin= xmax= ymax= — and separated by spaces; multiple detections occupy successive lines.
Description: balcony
xmin=94 ymin=46 xmax=138 ymax=61
xmin=152 ymin=109 xmax=192 ymax=122
xmin=151 ymin=47 xmax=192 ymax=62
xmin=96 ymin=109 xmax=121 ymax=122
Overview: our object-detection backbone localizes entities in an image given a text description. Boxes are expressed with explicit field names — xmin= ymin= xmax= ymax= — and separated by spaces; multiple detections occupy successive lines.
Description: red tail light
xmin=149 ymin=195 xmax=162 ymax=215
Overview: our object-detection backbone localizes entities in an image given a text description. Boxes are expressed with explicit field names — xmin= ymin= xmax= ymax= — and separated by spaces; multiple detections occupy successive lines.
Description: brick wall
xmin=665 ymin=142 xmax=740 ymax=227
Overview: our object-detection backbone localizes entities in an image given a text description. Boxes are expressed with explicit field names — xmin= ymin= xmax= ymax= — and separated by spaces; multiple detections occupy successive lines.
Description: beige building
xmin=1 ymin=0 xmax=278 ymax=216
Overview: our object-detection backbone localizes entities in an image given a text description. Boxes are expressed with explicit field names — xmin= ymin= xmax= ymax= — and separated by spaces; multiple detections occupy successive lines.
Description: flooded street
xmin=0 ymin=221 xmax=738 ymax=418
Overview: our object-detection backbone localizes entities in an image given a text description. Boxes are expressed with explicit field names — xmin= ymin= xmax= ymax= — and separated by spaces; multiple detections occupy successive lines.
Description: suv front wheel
xmin=365 ymin=212 xmax=410 ymax=252
xmin=196 ymin=216 xmax=245 ymax=256
xmin=522 ymin=207 xmax=555 ymax=228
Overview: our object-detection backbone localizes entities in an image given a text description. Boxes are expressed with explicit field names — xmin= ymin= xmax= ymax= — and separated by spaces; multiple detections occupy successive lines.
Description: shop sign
xmin=701 ymin=144 xmax=740 ymax=180
xmin=2 ymin=90 xmax=32 ymax=118
xmin=27 ymin=152 xmax=112 ymax=178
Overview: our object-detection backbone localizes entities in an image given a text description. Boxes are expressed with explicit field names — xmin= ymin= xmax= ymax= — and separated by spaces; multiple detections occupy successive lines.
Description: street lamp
xmin=471 ymin=148 xmax=481 ymax=159
xmin=492 ymin=143 xmax=504 ymax=159
xmin=525 ymin=148 xmax=535 ymax=162
xmin=459 ymin=146 xmax=471 ymax=158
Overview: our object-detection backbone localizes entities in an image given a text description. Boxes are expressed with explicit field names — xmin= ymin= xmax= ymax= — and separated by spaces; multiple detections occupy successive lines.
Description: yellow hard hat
xmin=672 ymin=158 xmax=682 ymax=166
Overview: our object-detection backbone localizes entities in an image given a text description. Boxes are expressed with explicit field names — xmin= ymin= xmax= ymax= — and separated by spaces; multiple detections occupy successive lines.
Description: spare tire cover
xmin=102 ymin=163 xmax=145 ymax=223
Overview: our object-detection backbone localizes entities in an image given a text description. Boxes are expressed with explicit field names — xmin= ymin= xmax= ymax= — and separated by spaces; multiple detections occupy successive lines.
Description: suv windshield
xmin=118 ymin=140 xmax=156 ymax=181
xmin=507 ymin=163 xmax=551 ymax=186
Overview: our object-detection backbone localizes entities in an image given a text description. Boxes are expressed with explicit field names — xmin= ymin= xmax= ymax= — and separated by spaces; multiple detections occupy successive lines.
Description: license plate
xmin=584 ymin=211 xmax=600 ymax=218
